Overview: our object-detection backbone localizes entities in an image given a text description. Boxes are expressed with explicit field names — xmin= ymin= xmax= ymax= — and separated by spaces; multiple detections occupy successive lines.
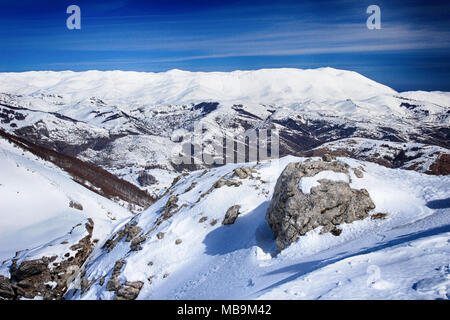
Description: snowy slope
xmin=0 ymin=137 xmax=131 ymax=262
xmin=71 ymin=156 xmax=450 ymax=300
xmin=0 ymin=67 xmax=448 ymax=300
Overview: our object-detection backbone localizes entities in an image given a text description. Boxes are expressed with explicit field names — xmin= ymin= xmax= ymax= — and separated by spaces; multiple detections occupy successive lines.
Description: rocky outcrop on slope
xmin=102 ymin=221 xmax=143 ymax=253
xmin=0 ymin=276 xmax=15 ymax=299
xmin=0 ymin=219 xmax=95 ymax=300
xmin=266 ymin=159 xmax=375 ymax=250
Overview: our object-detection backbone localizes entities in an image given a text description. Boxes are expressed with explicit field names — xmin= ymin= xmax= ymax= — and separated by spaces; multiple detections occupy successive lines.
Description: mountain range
xmin=0 ymin=68 xmax=448 ymax=300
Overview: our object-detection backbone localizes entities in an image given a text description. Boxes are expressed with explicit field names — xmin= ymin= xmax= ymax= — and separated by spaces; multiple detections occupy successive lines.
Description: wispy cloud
xmin=1 ymin=0 xmax=449 ymax=91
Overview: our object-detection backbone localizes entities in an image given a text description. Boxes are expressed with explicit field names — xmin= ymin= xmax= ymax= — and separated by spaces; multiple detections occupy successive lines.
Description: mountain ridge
xmin=0 ymin=67 xmax=398 ymax=106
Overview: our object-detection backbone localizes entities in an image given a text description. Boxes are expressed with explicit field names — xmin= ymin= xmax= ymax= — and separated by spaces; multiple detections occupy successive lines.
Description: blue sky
xmin=0 ymin=0 xmax=449 ymax=91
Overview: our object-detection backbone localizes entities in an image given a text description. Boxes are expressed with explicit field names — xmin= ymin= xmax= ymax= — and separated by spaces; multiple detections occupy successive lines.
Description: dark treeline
xmin=0 ymin=129 xmax=155 ymax=209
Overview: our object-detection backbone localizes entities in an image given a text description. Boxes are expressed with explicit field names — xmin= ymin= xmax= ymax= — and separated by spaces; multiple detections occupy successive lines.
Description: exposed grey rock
xmin=165 ymin=195 xmax=179 ymax=210
xmin=69 ymin=200 xmax=83 ymax=211
xmin=12 ymin=259 xmax=48 ymax=281
xmin=106 ymin=259 xmax=126 ymax=292
xmin=184 ymin=181 xmax=197 ymax=193
xmin=330 ymin=228 xmax=342 ymax=236
xmin=214 ymin=178 xmax=242 ymax=188
xmin=222 ymin=205 xmax=242 ymax=225
xmin=0 ymin=276 xmax=15 ymax=299
xmin=2 ymin=220 xmax=95 ymax=300
xmin=17 ymin=279 xmax=32 ymax=289
xmin=106 ymin=278 xmax=120 ymax=292
xmin=322 ymin=154 xmax=334 ymax=162
xmin=156 ymin=232 xmax=165 ymax=240
xmin=106 ymin=260 xmax=144 ymax=300
xmin=175 ymin=239 xmax=182 ymax=245
xmin=371 ymin=212 xmax=388 ymax=220
xmin=353 ymin=167 xmax=364 ymax=178
xmin=103 ymin=221 xmax=142 ymax=252
xmin=125 ymin=281 xmax=144 ymax=289
xmin=125 ymin=223 xmax=142 ymax=242
xmin=130 ymin=235 xmax=146 ymax=251
xmin=266 ymin=159 xmax=375 ymax=250
xmin=115 ymin=281 xmax=144 ymax=300
xmin=112 ymin=259 xmax=125 ymax=276
xmin=233 ymin=166 xmax=253 ymax=179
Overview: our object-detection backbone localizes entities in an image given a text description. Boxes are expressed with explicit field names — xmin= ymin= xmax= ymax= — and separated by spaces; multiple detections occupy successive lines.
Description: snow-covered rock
xmin=266 ymin=159 xmax=375 ymax=250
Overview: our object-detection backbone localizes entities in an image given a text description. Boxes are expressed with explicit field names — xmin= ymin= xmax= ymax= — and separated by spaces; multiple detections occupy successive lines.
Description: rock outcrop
xmin=105 ymin=259 xmax=144 ymax=300
xmin=0 ymin=276 xmax=15 ymax=299
xmin=232 ymin=166 xmax=254 ymax=179
xmin=222 ymin=205 xmax=241 ymax=225
xmin=115 ymin=281 xmax=144 ymax=300
xmin=103 ymin=221 xmax=143 ymax=252
xmin=266 ymin=159 xmax=375 ymax=250
xmin=1 ymin=219 xmax=95 ymax=300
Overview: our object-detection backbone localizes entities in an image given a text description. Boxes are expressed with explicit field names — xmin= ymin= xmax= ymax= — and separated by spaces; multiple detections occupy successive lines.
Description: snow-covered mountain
xmin=0 ymin=68 xmax=397 ymax=106
xmin=3 ymin=153 xmax=447 ymax=300
xmin=0 ymin=68 xmax=448 ymax=196
xmin=0 ymin=68 xmax=448 ymax=300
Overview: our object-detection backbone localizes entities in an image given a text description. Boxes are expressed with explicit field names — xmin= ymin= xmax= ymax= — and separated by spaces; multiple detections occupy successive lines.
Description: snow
xmin=400 ymin=91 xmax=450 ymax=108
xmin=0 ymin=67 xmax=448 ymax=300
xmin=298 ymin=170 xmax=349 ymax=194
xmin=315 ymin=137 xmax=449 ymax=173
xmin=259 ymin=231 xmax=450 ymax=300
xmin=0 ymin=68 xmax=448 ymax=195
xmin=0 ymin=137 xmax=131 ymax=262
xmin=69 ymin=155 xmax=449 ymax=300
xmin=44 ymin=281 xmax=57 ymax=289
xmin=0 ymin=68 xmax=397 ymax=107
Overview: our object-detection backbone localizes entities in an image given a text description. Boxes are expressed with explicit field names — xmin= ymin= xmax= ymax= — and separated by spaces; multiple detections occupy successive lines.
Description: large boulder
xmin=266 ymin=159 xmax=375 ymax=250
